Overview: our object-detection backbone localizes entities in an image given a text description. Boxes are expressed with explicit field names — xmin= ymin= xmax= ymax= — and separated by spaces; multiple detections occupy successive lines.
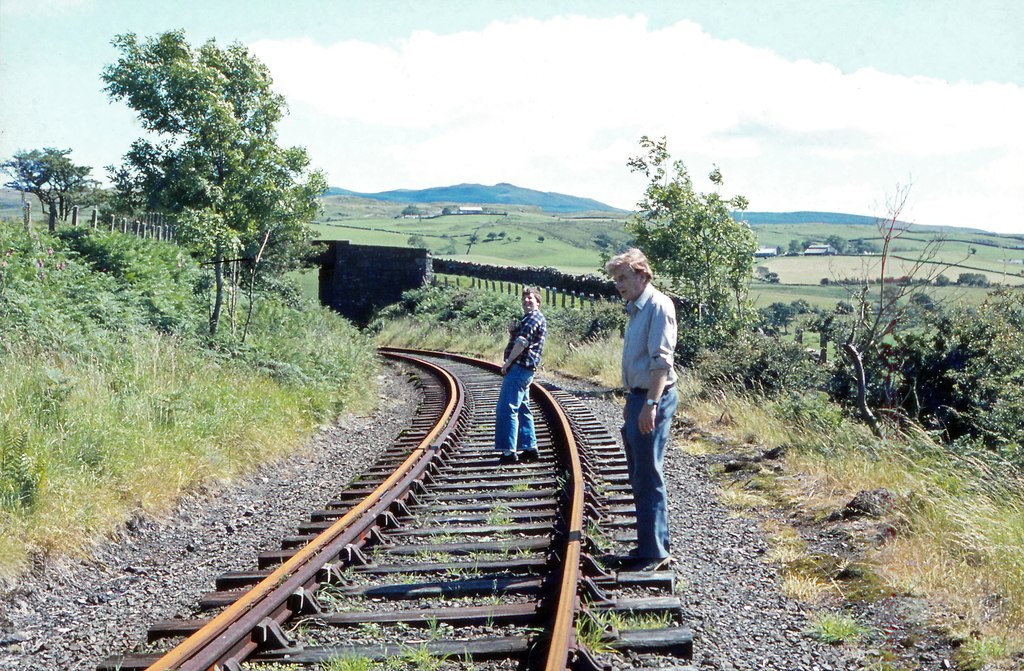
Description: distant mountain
xmin=735 ymin=211 xmax=885 ymax=226
xmin=325 ymin=183 xmax=624 ymax=214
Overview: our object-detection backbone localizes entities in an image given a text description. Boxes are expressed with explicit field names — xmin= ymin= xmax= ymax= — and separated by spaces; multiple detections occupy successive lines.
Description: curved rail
xmin=380 ymin=347 xmax=586 ymax=671
xmin=144 ymin=352 xmax=462 ymax=671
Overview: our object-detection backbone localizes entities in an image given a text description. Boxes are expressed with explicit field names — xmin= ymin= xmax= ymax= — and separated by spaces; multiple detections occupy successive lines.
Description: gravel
xmin=0 ymin=363 xmax=953 ymax=670
xmin=0 ymin=368 xmax=421 ymax=671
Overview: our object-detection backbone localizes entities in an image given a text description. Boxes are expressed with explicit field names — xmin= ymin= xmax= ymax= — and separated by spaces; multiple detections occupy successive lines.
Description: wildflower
xmin=36 ymin=259 xmax=44 ymax=268
xmin=1 ymin=261 xmax=6 ymax=268
xmin=47 ymin=247 xmax=54 ymax=256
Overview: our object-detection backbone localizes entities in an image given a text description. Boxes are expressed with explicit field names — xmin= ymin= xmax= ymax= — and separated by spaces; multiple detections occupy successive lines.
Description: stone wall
xmin=432 ymin=258 xmax=618 ymax=299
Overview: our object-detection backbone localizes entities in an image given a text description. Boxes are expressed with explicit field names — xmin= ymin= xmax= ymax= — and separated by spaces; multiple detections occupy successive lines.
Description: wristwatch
xmin=645 ymin=398 xmax=658 ymax=407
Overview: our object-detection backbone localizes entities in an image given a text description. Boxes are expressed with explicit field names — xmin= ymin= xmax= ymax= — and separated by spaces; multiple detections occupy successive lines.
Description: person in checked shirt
xmin=494 ymin=286 xmax=547 ymax=465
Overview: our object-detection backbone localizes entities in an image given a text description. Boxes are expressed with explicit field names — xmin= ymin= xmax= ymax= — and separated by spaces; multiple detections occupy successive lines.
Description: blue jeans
xmin=494 ymin=363 xmax=537 ymax=454
xmin=621 ymin=386 xmax=678 ymax=559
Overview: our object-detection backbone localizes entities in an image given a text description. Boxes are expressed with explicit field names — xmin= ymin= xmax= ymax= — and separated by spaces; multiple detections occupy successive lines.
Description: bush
xmin=372 ymin=285 xmax=628 ymax=346
xmin=693 ymin=332 xmax=826 ymax=398
xmin=826 ymin=291 xmax=1023 ymax=462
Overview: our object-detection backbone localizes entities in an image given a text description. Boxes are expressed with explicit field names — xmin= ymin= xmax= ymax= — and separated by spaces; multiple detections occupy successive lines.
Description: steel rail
xmin=142 ymin=352 xmax=462 ymax=671
xmin=379 ymin=347 xmax=585 ymax=671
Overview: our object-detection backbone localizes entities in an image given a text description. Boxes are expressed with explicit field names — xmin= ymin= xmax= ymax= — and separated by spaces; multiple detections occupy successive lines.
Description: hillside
xmin=325 ymin=182 xmax=624 ymax=214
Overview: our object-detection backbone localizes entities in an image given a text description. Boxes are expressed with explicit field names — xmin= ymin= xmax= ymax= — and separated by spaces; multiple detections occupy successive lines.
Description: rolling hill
xmin=325 ymin=183 xmax=624 ymax=214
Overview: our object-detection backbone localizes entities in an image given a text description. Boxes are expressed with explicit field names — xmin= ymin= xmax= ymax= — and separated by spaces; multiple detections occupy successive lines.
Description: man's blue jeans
xmin=494 ymin=363 xmax=536 ymax=454
xmin=621 ymin=386 xmax=678 ymax=559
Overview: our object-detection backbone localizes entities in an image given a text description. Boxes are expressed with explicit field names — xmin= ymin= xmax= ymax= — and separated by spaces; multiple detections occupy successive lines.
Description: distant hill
xmin=736 ymin=211 xmax=886 ymax=226
xmin=326 ymin=183 xmax=624 ymax=214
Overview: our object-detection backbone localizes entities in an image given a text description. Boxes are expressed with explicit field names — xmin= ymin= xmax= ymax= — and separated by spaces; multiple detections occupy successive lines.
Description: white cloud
xmin=252 ymin=15 xmax=1024 ymax=232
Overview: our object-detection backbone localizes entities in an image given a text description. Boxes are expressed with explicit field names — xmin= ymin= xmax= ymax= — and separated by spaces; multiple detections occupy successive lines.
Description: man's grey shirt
xmin=622 ymin=283 xmax=677 ymax=390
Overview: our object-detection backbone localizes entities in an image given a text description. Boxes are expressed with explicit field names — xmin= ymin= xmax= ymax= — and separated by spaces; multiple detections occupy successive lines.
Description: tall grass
xmin=0 ymin=221 xmax=378 ymax=584
xmin=679 ymin=373 xmax=1024 ymax=655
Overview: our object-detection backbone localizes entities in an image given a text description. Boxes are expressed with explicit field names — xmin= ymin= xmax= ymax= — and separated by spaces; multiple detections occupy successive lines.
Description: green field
xmin=313 ymin=194 xmax=630 ymax=275
xmin=7 ymin=187 xmax=1022 ymax=306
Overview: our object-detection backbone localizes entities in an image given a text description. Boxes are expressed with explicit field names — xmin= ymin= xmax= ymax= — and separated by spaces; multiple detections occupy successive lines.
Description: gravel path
xmin=0 ymin=363 xmax=905 ymax=670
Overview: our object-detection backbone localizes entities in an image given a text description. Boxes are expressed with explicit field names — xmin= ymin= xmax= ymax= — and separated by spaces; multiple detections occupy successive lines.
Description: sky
xmin=1 ymin=0 xmax=1023 ymax=234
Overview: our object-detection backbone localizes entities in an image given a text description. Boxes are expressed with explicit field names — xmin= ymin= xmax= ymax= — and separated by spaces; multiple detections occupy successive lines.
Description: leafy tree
xmin=407 ymin=234 xmax=427 ymax=249
xmin=1 ymin=148 xmax=98 ymax=226
xmin=957 ymin=272 xmax=990 ymax=287
xmin=626 ymin=136 xmax=757 ymax=358
xmin=849 ymin=238 xmax=880 ymax=254
xmin=762 ymin=302 xmax=798 ymax=333
xmin=825 ymin=234 xmax=848 ymax=254
xmin=401 ymin=205 xmax=421 ymax=216
xmin=102 ymin=30 xmax=326 ymax=336
xmin=788 ymin=239 xmax=803 ymax=255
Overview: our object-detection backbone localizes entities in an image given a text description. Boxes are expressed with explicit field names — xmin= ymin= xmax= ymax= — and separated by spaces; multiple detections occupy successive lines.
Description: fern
xmin=0 ymin=425 xmax=40 ymax=511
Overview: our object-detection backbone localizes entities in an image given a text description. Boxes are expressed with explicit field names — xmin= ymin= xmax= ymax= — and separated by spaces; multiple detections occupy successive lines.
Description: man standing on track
xmin=605 ymin=248 xmax=679 ymax=571
xmin=494 ymin=285 xmax=547 ymax=465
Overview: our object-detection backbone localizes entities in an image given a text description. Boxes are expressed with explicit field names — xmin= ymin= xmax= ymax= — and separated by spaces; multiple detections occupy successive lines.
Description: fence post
xmin=71 ymin=206 xmax=79 ymax=227
xmin=23 ymin=202 xmax=31 ymax=231
xmin=91 ymin=208 xmax=98 ymax=229
xmin=819 ymin=332 xmax=828 ymax=364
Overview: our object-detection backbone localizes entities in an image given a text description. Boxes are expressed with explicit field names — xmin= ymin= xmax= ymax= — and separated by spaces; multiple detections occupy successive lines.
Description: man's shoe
xmin=519 ymin=449 xmax=540 ymax=462
xmin=497 ymin=451 xmax=519 ymax=465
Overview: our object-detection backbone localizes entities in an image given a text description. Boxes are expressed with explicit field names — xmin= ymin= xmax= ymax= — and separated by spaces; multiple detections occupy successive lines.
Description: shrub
xmin=693 ymin=332 xmax=826 ymax=398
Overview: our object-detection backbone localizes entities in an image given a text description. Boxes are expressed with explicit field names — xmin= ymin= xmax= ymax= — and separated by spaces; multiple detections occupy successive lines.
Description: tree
xmin=825 ymin=234 xmax=848 ymax=254
xmin=762 ymin=302 xmax=797 ymax=333
xmin=1 ymin=148 xmax=98 ymax=226
xmin=835 ymin=183 xmax=959 ymax=434
xmin=957 ymin=273 xmax=990 ymax=287
xmin=626 ymin=136 xmax=757 ymax=358
xmin=787 ymin=239 xmax=804 ymax=255
xmin=401 ymin=205 xmax=421 ymax=217
xmin=103 ymin=31 xmax=326 ymax=336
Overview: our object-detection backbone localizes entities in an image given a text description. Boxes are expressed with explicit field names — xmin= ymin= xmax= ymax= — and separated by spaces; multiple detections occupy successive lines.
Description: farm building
xmin=458 ymin=206 xmax=484 ymax=214
xmin=804 ymin=243 xmax=837 ymax=255
xmin=754 ymin=246 xmax=780 ymax=258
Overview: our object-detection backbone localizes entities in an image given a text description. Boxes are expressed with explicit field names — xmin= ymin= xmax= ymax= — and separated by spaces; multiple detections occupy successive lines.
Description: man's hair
xmin=522 ymin=285 xmax=543 ymax=300
xmin=605 ymin=248 xmax=653 ymax=281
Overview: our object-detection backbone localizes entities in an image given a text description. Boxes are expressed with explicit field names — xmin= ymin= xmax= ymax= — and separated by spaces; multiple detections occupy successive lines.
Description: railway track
xmin=98 ymin=348 xmax=692 ymax=670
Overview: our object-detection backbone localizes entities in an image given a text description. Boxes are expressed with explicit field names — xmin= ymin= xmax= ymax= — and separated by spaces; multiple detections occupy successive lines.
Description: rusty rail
xmin=379 ymin=347 xmax=586 ymax=670
xmin=141 ymin=352 xmax=462 ymax=670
